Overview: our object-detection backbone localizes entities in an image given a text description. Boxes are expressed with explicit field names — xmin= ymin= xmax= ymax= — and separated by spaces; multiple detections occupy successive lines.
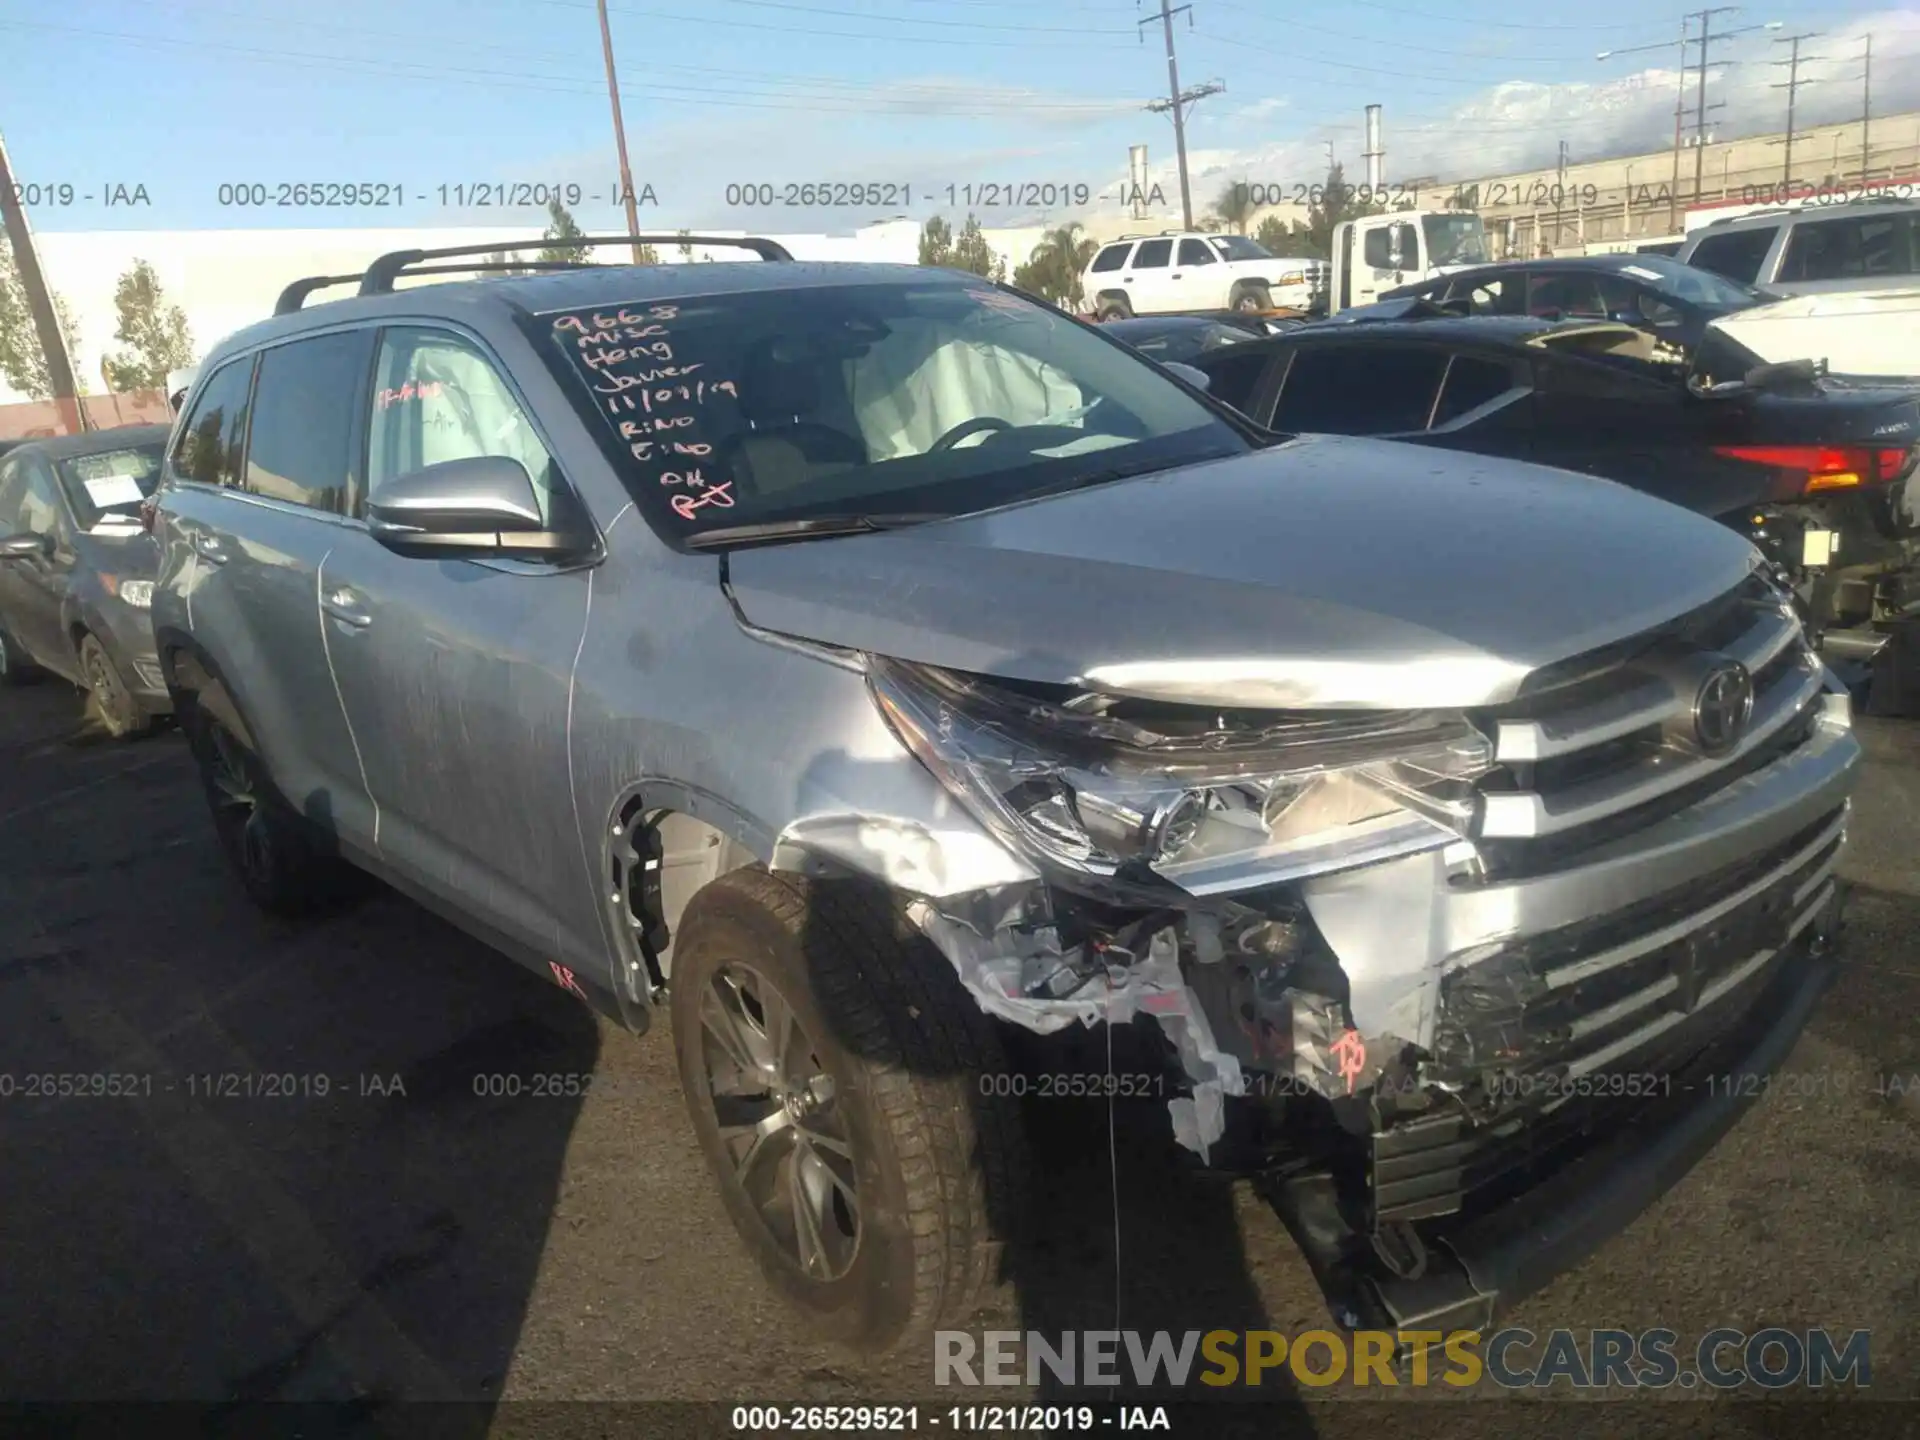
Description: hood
xmin=78 ymin=522 xmax=159 ymax=575
xmin=725 ymin=435 xmax=1761 ymax=710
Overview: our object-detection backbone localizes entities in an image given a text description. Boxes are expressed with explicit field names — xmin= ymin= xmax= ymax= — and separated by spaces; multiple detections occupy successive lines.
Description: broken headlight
xmin=867 ymin=656 xmax=1493 ymax=897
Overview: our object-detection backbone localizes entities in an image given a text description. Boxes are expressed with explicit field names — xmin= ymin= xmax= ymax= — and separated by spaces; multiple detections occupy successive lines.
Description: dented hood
xmin=725 ymin=434 xmax=1761 ymax=710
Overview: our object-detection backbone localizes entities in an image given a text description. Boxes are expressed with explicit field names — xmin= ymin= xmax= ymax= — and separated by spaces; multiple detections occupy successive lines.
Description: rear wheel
xmin=669 ymin=867 xmax=1028 ymax=1353
xmin=181 ymin=698 xmax=362 ymax=915
xmin=78 ymin=634 xmax=157 ymax=739
xmin=1095 ymin=296 xmax=1133 ymax=321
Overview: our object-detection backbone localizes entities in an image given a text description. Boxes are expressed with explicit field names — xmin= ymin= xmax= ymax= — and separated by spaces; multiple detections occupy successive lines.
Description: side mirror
xmin=0 ymin=531 xmax=52 ymax=561
xmin=366 ymin=456 xmax=590 ymax=560
xmin=1163 ymin=361 xmax=1212 ymax=392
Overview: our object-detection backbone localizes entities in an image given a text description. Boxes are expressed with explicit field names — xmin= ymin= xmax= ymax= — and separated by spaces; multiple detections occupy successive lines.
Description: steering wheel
xmin=930 ymin=416 xmax=1014 ymax=452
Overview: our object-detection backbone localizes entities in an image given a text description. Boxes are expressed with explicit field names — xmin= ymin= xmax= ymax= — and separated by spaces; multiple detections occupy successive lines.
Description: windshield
xmin=1609 ymin=254 xmax=1766 ymax=310
xmin=1422 ymin=215 xmax=1490 ymax=267
xmin=55 ymin=444 xmax=164 ymax=528
xmin=538 ymin=280 xmax=1247 ymax=543
xmin=1208 ymin=236 xmax=1274 ymax=262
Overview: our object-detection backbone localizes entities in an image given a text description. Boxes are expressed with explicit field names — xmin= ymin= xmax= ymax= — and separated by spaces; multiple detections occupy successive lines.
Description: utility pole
xmin=1555 ymin=140 xmax=1569 ymax=247
xmin=1770 ymin=33 xmax=1822 ymax=186
xmin=1669 ymin=20 xmax=1688 ymax=230
xmin=1139 ymin=0 xmax=1219 ymax=230
xmin=595 ymin=0 xmax=645 ymax=264
xmin=0 ymin=128 xmax=85 ymax=435
xmin=1684 ymin=9 xmax=1782 ymax=205
xmin=1858 ymin=34 xmax=1873 ymax=180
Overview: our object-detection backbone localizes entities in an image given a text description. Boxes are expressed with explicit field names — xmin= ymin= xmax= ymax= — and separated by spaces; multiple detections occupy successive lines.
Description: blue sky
xmin=4 ymin=0 xmax=1916 ymax=232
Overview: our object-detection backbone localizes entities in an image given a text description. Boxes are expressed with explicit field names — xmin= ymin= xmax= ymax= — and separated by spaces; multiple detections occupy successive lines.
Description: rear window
xmin=1776 ymin=212 xmax=1920 ymax=283
xmin=1685 ymin=226 xmax=1778 ymax=284
xmin=1431 ymin=356 xmax=1518 ymax=427
xmin=1089 ymin=244 xmax=1131 ymax=274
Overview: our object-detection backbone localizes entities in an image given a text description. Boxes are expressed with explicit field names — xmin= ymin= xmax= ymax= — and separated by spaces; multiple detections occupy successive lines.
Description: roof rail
xmin=358 ymin=233 xmax=793 ymax=298
xmin=275 ymin=260 xmax=605 ymax=315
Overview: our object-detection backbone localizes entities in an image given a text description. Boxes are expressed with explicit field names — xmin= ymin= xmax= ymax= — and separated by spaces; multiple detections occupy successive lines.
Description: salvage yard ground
xmin=3 ymin=680 xmax=1920 ymax=1432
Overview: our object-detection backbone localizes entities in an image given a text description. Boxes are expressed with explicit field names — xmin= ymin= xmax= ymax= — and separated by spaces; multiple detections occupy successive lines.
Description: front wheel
xmin=669 ymin=867 xmax=1028 ymax=1353
xmin=1231 ymin=282 xmax=1273 ymax=314
xmin=78 ymin=634 xmax=157 ymax=739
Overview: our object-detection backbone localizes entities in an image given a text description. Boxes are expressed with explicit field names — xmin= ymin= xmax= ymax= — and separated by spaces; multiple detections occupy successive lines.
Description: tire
xmin=1231 ymin=282 xmax=1273 ymax=314
xmin=180 ymin=697 xmax=362 ymax=916
xmin=77 ymin=633 xmax=158 ymax=739
xmin=669 ymin=867 xmax=1028 ymax=1353
xmin=0 ymin=624 xmax=42 ymax=686
xmin=1095 ymin=296 xmax=1133 ymax=321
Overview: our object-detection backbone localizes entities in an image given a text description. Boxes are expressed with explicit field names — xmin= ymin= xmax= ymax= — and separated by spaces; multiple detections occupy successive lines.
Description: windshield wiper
xmin=684 ymin=513 xmax=946 ymax=549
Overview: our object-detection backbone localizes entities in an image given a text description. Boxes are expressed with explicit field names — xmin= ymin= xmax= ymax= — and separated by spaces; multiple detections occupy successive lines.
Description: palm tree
xmin=1212 ymin=179 xmax=1257 ymax=235
xmin=1010 ymin=222 xmax=1100 ymax=307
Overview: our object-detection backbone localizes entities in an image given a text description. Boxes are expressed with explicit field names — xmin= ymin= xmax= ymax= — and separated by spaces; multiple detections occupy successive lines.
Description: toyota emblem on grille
xmin=1692 ymin=660 xmax=1755 ymax=757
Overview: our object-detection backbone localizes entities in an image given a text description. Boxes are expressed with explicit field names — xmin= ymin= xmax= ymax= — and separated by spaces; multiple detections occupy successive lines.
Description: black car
xmin=0 ymin=425 xmax=172 ymax=736
xmin=1097 ymin=313 xmax=1273 ymax=363
xmin=1380 ymin=253 xmax=1774 ymax=354
xmin=1193 ymin=314 xmax=1920 ymax=640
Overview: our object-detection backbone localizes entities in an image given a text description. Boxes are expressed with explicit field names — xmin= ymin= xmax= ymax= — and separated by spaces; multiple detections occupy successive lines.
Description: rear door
xmin=1125 ymin=238 xmax=1176 ymax=312
xmin=162 ymin=335 xmax=379 ymax=844
xmin=317 ymin=323 xmax=603 ymax=970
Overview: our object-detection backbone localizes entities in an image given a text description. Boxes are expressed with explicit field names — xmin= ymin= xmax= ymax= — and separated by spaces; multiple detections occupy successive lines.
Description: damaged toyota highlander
xmin=149 ymin=237 xmax=1860 ymax=1354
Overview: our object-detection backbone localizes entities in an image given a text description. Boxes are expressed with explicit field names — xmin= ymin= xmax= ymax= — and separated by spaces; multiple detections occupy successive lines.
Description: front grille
xmin=1370 ymin=803 xmax=1846 ymax=1226
xmin=1472 ymin=572 xmax=1825 ymax=850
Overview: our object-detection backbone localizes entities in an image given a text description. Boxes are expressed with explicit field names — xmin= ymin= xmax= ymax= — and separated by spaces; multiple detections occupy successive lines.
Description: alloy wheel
xmin=83 ymin=645 xmax=130 ymax=734
xmin=205 ymin=722 xmax=276 ymax=884
xmin=699 ymin=963 xmax=861 ymax=1282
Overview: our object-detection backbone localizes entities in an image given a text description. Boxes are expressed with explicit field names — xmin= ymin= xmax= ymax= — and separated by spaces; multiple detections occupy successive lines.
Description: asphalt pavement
xmin=2 ymin=675 xmax=1918 ymax=1437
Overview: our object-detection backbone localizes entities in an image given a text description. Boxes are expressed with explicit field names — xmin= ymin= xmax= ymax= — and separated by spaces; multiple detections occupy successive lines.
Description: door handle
xmin=322 ymin=587 xmax=372 ymax=629
xmin=1123 ymin=276 xmax=1133 ymax=282
xmin=192 ymin=533 xmax=230 ymax=565
xmin=1171 ymin=271 xmax=1183 ymax=279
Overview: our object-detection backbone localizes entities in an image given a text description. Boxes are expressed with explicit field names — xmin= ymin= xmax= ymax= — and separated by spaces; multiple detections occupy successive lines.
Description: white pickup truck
xmin=1328 ymin=210 xmax=1491 ymax=315
xmin=1081 ymin=231 xmax=1324 ymax=319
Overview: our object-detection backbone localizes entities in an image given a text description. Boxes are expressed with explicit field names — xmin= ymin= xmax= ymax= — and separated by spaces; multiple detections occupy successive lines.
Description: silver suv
xmin=152 ymin=235 xmax=1861 ymax=1353
xmin=1677 ymin=197 xmax=1920 ymax=295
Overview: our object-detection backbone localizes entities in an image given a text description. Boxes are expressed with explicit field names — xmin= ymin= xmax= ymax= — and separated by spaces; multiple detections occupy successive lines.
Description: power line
xmin=1206 ymin=0 xmax=1628 ymax=64
xmin=1769 ymin=32 xmax=1823 ymax=185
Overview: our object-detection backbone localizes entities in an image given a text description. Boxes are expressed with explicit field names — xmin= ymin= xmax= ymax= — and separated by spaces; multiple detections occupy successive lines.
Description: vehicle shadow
xmin=0 ymin=719 xmax=598 ymax=1432
xmin=783 ymin=743 xmax=1309 ymax=1417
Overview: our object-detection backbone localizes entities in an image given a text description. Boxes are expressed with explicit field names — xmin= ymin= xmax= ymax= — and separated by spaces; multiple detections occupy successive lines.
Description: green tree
xmin=0 ymin=239 xmax=86 ymax=400
xmin=101 ymin=259 xmax=194 ymax=392
xmin=1253 ymin=214 xmax=1317 ymax=258
xmin=677 ymin=230 xmax=695 ymax=263
xmin=1010 ymin=222 xmax=1098 ymax=307
xmin=536 ymin=199 xmax=590 ymax=264
xmin=1305 ymin=163 xmax=1388 ymax=260
xmin=920 ymin=214 xmax=1007 ymax=280
xmin=1212 ymin=179 xmax=1257 ymax=235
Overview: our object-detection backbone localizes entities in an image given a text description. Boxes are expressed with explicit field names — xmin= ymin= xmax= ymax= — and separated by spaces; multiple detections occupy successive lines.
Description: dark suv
xmin=0 ymin=425 xmax=172 ymax=735
xmin=150 ymin=236 xmax=1858 ymax=1354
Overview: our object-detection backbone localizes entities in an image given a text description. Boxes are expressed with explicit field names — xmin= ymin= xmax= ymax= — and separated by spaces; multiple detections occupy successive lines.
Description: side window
xmin=1685 ymin=226 xmax=1778 ymax=284
xmin=1271 ymin=346 xmax=1447 ymax=434
xmin=1131 ymin=239 xmax=1172 ymax=269
xmin=0 ymin=457 xmax=24 ymax=528
xmin=1778 ymin=214 xmax=1919 ymax=283
xmin=1431 ymin=356 xmax=1518 ymax=427
xmin=171 ymin=356 xmax=254 ymax=489
xmin=1177 ymin=239 xmax=1217 ymax=267
xmin=1445 ymin=277 xmax=1515 ymax=315
xmin=1201 ymin=349 xmax=1278 ymax=418
xmin=1089 ymin=244 xmax=1132 ymax=274
xmin=1526 ymin=273 xmax=1609 ymax=318
xmin=243 ymin=330 xmax=377 ymax=515
xmin=1362 ymin=228 xmax=1394 ymax=268
xmin=16 ymin=458 xmax=65 ymax=537
xmin=366 ymin=328 xmax=558 ymax=524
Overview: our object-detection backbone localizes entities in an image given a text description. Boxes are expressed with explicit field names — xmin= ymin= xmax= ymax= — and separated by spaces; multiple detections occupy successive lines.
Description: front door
xmin=0 ymin=453 xmax=80 ymax=677
xmin=319 ymin=323 xmax=605 ymax=973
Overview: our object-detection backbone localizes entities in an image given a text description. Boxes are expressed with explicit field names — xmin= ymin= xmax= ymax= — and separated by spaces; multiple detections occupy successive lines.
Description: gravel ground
xmin=2 ymin=677 xmax=1917 ymax=1438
